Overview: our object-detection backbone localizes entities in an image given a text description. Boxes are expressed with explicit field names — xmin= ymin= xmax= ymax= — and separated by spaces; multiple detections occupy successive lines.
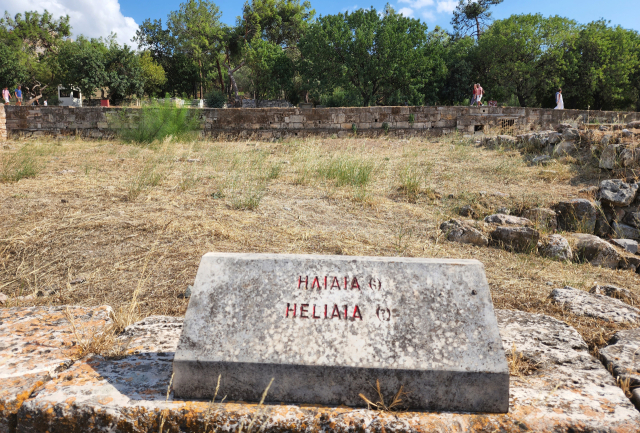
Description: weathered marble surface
xmin=0 ymin=306 xmax=112 ymax=432
xmin=600 ymin=328 xmax=640 ymax=410
xmin=173 ymin=253 xmax=508 ymax=412
xmin=550 ymin=286 xmax=640 ymax=324
xmin=5 ymin=308 xmax=640 ymax=432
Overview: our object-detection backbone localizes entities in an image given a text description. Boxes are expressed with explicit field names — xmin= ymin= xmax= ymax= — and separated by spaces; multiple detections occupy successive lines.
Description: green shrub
xmin=119 ymin=100 xmax=201 ymax=145
xmin=409 ymin=114 xmax=415 ymax=124
xmin=317 ymin=156 xmax=374 ymax=187
xmin=205 ymin=90 xmax=227 ymax=108
xmin=382 ymin=122 xmax=390 ymax=134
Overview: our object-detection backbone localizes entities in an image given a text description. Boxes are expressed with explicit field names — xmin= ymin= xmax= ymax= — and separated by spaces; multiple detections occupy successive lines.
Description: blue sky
xmin=2 ymin=0 xmax=639 ymax=46
xmin=120 ymin=0 xmax=640 ymax=32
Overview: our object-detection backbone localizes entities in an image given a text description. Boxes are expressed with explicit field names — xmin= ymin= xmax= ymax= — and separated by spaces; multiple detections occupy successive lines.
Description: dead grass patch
xmin=0 ymin=136 xmax=638 ymax=355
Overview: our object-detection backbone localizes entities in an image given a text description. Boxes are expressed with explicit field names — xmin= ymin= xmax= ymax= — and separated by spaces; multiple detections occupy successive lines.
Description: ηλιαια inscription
xmin=297 ymin=275 xmax=381 ymax=290
xmin=285 ymin=303 xmax=364 ymax=320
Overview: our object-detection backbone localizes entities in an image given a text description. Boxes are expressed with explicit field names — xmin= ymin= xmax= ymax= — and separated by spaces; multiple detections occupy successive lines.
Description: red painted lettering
xmin=324 ymin=276 xmax=328 ymax=290
xmin=286 ymin=303 xmax=296 ymax=318
xmin=324 ymin=304 xmax=328 ymax=318
xmin=344 ymin=305 xmax=348 ymax=319
xmin=351 ymin=277 xmax=361 ymax=290
xmin=300 ymin=304 xmax=309 ymax=318
xmin=311 ymin=277 xmax=321 ymax=290
xmin=331 ymin=304 xmax=341 ymax=319
xmin=353 ymin=305 xmax=363 ymax=320
xmin=344 ymin=277 xmax=348 ymax=290
xmin=330 ymin=277 xmax=340 ymax=290
xmin=312 ymin=305 xmax=321 ymax=319
xmin=298 ymin=276 xmax=308 ymax=290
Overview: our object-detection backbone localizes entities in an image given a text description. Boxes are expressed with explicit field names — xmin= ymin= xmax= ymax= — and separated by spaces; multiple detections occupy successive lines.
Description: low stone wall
xmin=0 ymin=105 xmax=6 ymax=140
xmin=3 ymin=105 xmax=639 ymax=140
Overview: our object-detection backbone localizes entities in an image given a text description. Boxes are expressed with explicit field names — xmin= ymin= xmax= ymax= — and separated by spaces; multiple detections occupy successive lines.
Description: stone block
xmin=550 ymin=286 xmax=640 ymax=324
xmin=173 ymin=253 xmax=508 ymax=413
xmin=0 ymin=306 xmax=112 ymax=431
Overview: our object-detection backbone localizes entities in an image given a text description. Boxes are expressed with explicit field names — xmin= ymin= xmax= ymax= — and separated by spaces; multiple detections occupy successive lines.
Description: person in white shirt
xmin=2 ymin=87 xmax=9 ymax=105
xmin=555 ymin=88 xmax=564 ymax=110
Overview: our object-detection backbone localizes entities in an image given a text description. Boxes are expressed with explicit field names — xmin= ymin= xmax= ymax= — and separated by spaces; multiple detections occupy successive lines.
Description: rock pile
xmin=443 ymin=178 xmax=640 ymax=272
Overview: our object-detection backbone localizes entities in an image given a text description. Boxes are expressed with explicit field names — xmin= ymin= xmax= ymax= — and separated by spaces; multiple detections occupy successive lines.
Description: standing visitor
xmin=44 ymin=100 xmax=48 ymax=106
xmin=555 ymin=88 xmax=564 ymax=110
xmin=470 ymin=84 xmax=478 ymax=106
xmin=14 ymin=85 xmax=22 ymax=106
xmin=476 ymin=83 xmax=484 ymax=106
xmin=2 ymin=87 xmax=9 ymax=105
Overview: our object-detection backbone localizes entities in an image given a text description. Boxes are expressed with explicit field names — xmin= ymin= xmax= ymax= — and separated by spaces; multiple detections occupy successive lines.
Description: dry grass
xmin=1 ymin=134 xmax=639 ymax=355
xmin=359 ymin=379 xmax=408 ymax=412
xmin=507 ymin=344 xmax=540 ymax=378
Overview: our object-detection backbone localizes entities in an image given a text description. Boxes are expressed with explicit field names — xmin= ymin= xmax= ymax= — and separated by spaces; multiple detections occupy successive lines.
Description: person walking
xmin=2 ymin=87 xmax=10 ymax=105
xmin=476 ymin=83 xmax=484 ymax=106
xmin=555 ymin=88 xmax=564 ymax=110
xmin=43 ymin=99 xmax=48 ymax=106
xmin=14 ymin=85 xmax=22 ymax=106
xmin=470 ymin=84 xmax=478 ymax=106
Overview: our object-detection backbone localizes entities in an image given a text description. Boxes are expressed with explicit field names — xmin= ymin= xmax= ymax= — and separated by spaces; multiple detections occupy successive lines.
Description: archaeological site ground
xmin=1 ymin=105 xmax=640 ymax=432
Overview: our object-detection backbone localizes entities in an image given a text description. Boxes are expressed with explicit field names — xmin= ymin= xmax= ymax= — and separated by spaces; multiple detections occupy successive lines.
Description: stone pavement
xmin=1 ymin=307 xmax=639 ymax=432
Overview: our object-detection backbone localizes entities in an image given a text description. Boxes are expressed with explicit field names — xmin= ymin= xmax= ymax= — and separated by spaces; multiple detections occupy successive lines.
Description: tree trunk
xmin=476 ymin=17 xmax=481 ymax=40
xmin=216 ymin=59 xmax=225 ymax=91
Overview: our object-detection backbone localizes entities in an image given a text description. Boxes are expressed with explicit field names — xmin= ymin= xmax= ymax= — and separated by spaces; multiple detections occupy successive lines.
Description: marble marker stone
xmin=173 ymin=253 xmax=509 ymax=413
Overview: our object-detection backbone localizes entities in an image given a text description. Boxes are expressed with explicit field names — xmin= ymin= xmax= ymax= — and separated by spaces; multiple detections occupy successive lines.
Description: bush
xmin=119 ymin=100 xmax=201 ymax=144
xmin=205 ymin=90 xmax=227 ymax=108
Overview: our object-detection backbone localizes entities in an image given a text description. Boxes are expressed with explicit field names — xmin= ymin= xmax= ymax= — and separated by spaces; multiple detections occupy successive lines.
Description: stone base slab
xmin=1 ymin=307 xmax=639 ymax=432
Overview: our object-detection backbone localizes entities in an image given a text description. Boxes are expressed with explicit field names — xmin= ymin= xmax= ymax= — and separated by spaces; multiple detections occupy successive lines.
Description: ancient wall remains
xmin=0 ymin=105 xmax=6 ymax=141
xmin=3 ymin=105 xmax=640 ymax=140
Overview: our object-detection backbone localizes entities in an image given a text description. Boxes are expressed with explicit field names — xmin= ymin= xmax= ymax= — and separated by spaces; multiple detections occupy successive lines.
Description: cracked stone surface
xmin=2 ymin=306 xmax=639 ymax=432
xmin=600 ymin=329 xmax=640 ymax=410
xmin=611 ymin=239 xmax=639 ymax=255
xmin=550 ymin=287 xmax=640 ymax=324
xmin=540 ymin=234 xmax=573 ymax=261
xmin=489 ymin=226 xmax=540 ymax=253
xmin=0 ymin=306 xmax=112 ymax=432
xmin=484 ymin=214 xmax=533 ymax=226
xmin=555 ymin=199 xmax=597 ymax=233
xmin=522 ymin=207 xmax=558 ymax=230
xmin=598 ymin=180 xmax=639 ymax=207
xmin=590 ymin=284 xmax=639 ymax=306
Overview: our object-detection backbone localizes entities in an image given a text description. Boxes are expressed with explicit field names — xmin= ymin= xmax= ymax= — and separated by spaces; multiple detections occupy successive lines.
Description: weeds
xmin=127 ymin=160 xmax=165 ymax=201
xmin=119 ymin=100 xmax=201 ymax=145
xmin=317 ymin=156 xmax=374 ymax=187
xmin=382 ymin=122 xmax=389 ymax=134
xmin=507 ymin=344 xmax=540 ymax=378
xmin=359 ymin=379 xmax=407 ymax=412
xmin=398 ymin=165 xmax=424 ymax=201
xmin=1 ymin=146 xmax=41 ymax=182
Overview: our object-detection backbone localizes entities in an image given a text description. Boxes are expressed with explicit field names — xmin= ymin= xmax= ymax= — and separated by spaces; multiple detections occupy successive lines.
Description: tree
xmin=58 ymin=37 xmax=108 ymax=99
xmin=451 ymin=0 xmax=503 ymax=40
xmin=438 ymin=35 xmax=476 ymax=105
xmin=105 ymin=43 xmax=144 ymax=104
xmin=139 ymin=51 xmax=167 ymax=96
xmin=167 ymin=0 xmax=223 ymax=98
xmin=244 ymin=38 xmax=294 ymax=103
xmin=474 ymin=14 xmax=578 ymax=107
xmin=0 ymin=44 xmax=27 ymax=89
xmin=563 ymin=21 xmax=640 ymax=111
xmin=0 ymin=10 xmax=71 ymax=102
xmin=298 ymin=7 xmax=436 ymax=106
xmin=222 ymin=0 xmax=314 ymax=103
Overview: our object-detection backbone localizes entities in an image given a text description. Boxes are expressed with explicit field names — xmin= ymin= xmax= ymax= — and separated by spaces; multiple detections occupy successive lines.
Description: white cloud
xmin=342 ymin=5 xmax=360 ymax=13
xmin=398 ymin=0 xmax=434 ymax=7
xmin=422 ymin=10 xmax=436 ymax=21
xmin=2 ymin=0 xmax=138 ymax=47
xmin=398 ymin=7 xmax=414 ymax=17
xmin=436 ymin=0 xmax=459 ymax=13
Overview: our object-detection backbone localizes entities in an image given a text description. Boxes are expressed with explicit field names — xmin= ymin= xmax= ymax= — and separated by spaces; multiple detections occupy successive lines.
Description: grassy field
xmin=1 ymin=133 xmax=638 ymax=354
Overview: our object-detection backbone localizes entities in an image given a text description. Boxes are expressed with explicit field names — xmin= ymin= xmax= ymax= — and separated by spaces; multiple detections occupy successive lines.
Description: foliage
xmin=105 ymin=44 xmax=145 ymax=104
xmin=438 ymin=36 xmax=476 ymax=105
xmin=140 ymin=51 xmax=167 ymax=96
xmin=475 ymin=14 xmax=579 ymax=107
xmin=0 ymin=10 xmax=71 ymax=101
xmin=451 ymin=0 xmax=503 ymax=39
xmin=58 ymin=37 xmax=108 ymax=98
xmin=204 ymin=90 xmax=227 ymax=108
xmin=0 ymin=43 xmax=27 ymax=89
xmin=119 ymin=100 xmax=201 ymax=144
xmin=299 ymin=7 xmax=437 ymax=106
xmin=563 ymin=21 xmax=640 ymax=111
xmin=1 ymin=146 xmax=40 ymax=183
xmin=244 ymin=38 xmax=294 ymax=102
